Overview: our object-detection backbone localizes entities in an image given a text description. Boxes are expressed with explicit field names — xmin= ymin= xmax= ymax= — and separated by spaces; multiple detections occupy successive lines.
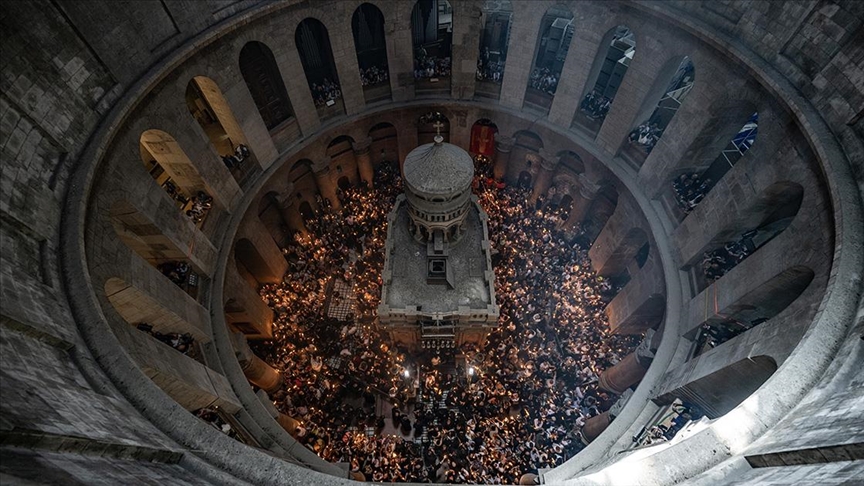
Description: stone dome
xmin=402 ymin=138 xmax=474 ymax=196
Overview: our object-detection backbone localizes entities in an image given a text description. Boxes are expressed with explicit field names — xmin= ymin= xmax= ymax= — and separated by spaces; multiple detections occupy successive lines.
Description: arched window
xmin=185 ymin=76 xmax=255 ymax=185
xmin=368 ymin=122 xmax=398 ymax=167
xmin=693 ymin=181 xmax=803 ymax=294
xmin=523 ymin=4 xmax=574 ymax=115
xmin=621 ymin=56 xmax=694 ymax=167
xmin=109 ymin=199 xmax=203 ymax=300
xmin=352 ymin=3 xmax=391 ymax=103
xmin=475 ymin=0 xmax=512 ymax=100
xmin=573 ymin=26 xmax=636 ymax=136
xmin=239 ymin=42 xmax=294 ymax=131
xmin=139 ymin=130 xmax=215 ymax=229
xmin=296 ymin=18 xmax=344 ymax=121
xmin=411 ymin=0 xmax=453 ymax=94
xmin=671 ymin=112 xmax=759 ymax=217
xmin=418 ymin=111 xmax=450 ymax=144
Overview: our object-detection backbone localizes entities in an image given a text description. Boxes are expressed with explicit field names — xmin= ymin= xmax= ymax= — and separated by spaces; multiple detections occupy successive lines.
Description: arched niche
xmin=418 ymin=111 xmax=450 ymax=144
xmin=656 ymin=356 xmax=778 ymax=419
xmin=257 ymin=191 xmax=289 ymax=249
xmin=368 ymin=122 xmax=398 ymax=167
xmin=688 ymin=266 xmax=815 ymax=358
xmin=556 ymin=150 xmax=585 ymax=173
xmin=139 ymin=129 xmax=217 ymax=229
xmin=104 ymin=277 xmax=208 ymax=342
xmin=620 ymin=56 xmax=695 ymax=168
xmin=352 ymin=3 xmax=391 ymax=103
xmin=573 ymin=26 xmax=636 ymax=137
xmin=475 ymin=0 xmax=512 ymax=100
xmin=523 ymin=4 xmax=574 ymax=115
xmin=326 ymin=135 xmax=359 ymax=187
xmin=691 ymin=181 xmax=804 ymax=293
xmin=296 ymin=18 xmax=345 ymax=121
xmin=469 ymin=118 xmax=498 ymax=158
xmin=669 ymin=112 xmax=759 ymax=218
xmin=186 ymin=76 xmax=255 ymax=185
xmin=411 ymin=0 xmax=453 ymax=94
xmin=239 ymin=41 xmax=299 ymax=149
xmin=234 ymin=238 xmax=280 ymax=286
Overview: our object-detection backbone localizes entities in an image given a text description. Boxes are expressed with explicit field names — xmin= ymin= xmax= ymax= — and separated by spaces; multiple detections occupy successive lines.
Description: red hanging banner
xmin=470 ymin=124 xmax=498 ymax=156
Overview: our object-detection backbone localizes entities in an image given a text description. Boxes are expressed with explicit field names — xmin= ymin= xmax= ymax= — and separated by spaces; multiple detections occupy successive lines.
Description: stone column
xmin=276 ymin=413 xmax=301 ymax=437
xmin=279 ymin=196 xmax=308 ymax=237
xmin=562 ymin=174 xmax=600 ymax=234
xmin=312 ymin=158 xmax=341 ymax=211
xmin=529 ymin=150 xmax=558 ymax=204
xmin=493 ymin=133 xmax=514 ymax=180
xmin=231 ymin=332 xmax=283 ymax=394
xmin=598 ymin=331 xmax=656 ymax=394
xmin=353 ymin=136 xmax=375 ymax=187
xmin=580 ymin=411 xmax=611 ymax=445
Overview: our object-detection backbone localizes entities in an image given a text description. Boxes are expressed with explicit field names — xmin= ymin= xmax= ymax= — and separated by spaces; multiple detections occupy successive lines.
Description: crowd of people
xmin=185 ymin=191 xmax=213 ymax=225
xmin=701 ymin=230 xmax=756 ymax=282
xmin=672 ymin=172 xmax=713 ymax=214
xmin=222 ymin=143 xmax=250 ymax=170
xmin=529 ymin=67 xmax=560 ymax=95
xmin=628 ymin=122 xmax=662 ymax=153
xmin=476 ymin=48 xmax=504 ymax=83
xmin=360 ymin=65 xmax=389 ymax=87
xmin=157 ymin=260 xmax=192 ymax=288
xmin=414 ymin=53 xmax=452 ymax=80
xmin=311 ymin=78 xmax=343 ymax=106
xmin=252 ymin=160 xmax=640 ymax=483
xmin=579 ymin=91 xmax=612 ymax=121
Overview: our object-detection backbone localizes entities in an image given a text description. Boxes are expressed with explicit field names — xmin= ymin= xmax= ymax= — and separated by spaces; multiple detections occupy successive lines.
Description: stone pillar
xmin=449 ymin=0 xmax=482 ymax=100
xmin=580 ymin=411 xmax=611 ymax=444
xmin=353 ymin=137 xmax=375 ymax=187
xmin=598 ymin=331 xmax=656 ymax=394
xmin=231 ymin=332 xmax=283 ymax=394
xmin=280 ymin=197 xmax=308 ymax=237
xmin=276 ymin=413 xmax=301 ymax=437
xmin=562 ymin=175 xmax=600 ymax=234
xmin=529 ymin=150 xmax=557 ymax=204
xmin=493 ymin=133 xmax=514 ymax=181
xmin=312 ymin=158 xmax=341 ymax=211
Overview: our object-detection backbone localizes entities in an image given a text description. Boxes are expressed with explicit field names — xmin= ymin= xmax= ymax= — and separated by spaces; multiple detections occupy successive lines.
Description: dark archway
xmin=411 ymin=0 xmax=453 ymax=94
xmin=353 ymin=3 xmax=391 ymax=103
xmin=418 ymin=111 xmax=450 ymax=144
xmin=475 ymin=0 xmax=512 ymax=100
xmin=296 ymin=18 xmax=344 ymax=121
xmin=369 ymin=122 xmax=398 ymax=167
xmin=573 ymin=26 xmax=636 ymax=137
xmin=523 ymin=4 xmax=574 ymax=115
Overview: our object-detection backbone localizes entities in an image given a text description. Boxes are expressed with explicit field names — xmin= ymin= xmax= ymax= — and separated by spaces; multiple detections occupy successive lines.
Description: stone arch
xmin=238 ymin=41 xmax=299 ymax=148
xmin=620 ymin=55 xmax=695 ymax=167
xmin=556 ymin=150 xmax=585 ymax=173
xmin=109 ymin=199 xmax=201 ymax=274
xmin=368 ymin=122 xmax=398 ymax=167
xmin=105 ymin=277 xmax=208 ymax=342
xmin=608 ymin=293 xmax=665 ymax=335
xmin=352 ymin=3 xmax=391 ymax=103
xmin=234 ymin=238 xmax=279 ymax=286
xmin=596 ymin=227 xmax=649 ymax=281
xmin=689 ymin=181 xmax=804 ymax=292
xmin=657 ymin=355 xmax=778 ymax=419
xmin=523 ymin=4 xmax=575 ymax=114
xmin=688 ymin=266 xmax=816 ymax=357
xmin=475 ymin=0 xmax=513 ymax=100
xmin=666 ymin=107 xmax=759 ymax=218
xmin=418 ymin=111 xmax=450 ymax=144
xmin=139 ymin=129 xmax=218 ymax=227
xmin=185 ymin=76 xmax=255 ymax=185
xmin=411 ymin=0 xmax=454 ymax=94
xmin=296 ymin=18 xmax=345 ymax=121
xmin=573 ymin=25 xmax=636 ymax=137
xmin=257 ymin=191 xmax=289 ymax=249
